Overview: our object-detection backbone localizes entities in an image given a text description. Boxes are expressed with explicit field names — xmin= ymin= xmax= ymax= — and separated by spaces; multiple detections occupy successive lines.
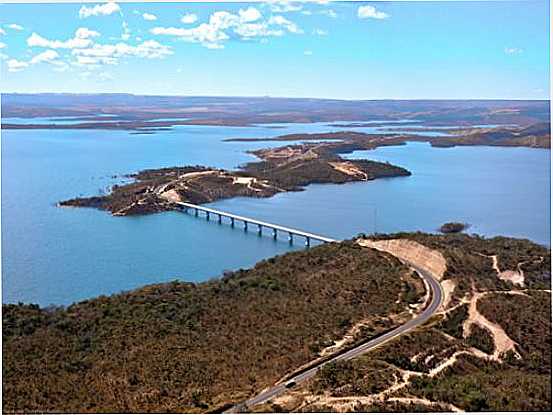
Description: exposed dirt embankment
xmin=358 ymin=239 xmax=447 ymax=281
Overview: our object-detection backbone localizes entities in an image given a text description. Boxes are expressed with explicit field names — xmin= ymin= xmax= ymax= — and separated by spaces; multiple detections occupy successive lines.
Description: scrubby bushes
xmin=3 ymin=242 xmax=411 ymax=413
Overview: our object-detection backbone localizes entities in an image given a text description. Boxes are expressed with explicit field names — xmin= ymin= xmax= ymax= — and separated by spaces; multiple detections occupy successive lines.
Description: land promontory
xmin=59 ymin=140 xmax=410 ymax=216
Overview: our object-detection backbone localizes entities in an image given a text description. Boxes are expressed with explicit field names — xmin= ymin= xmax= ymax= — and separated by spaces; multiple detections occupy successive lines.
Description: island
xmin=59 ymin=140 xmax=411 ymax=216
xmin=439 ymin=222 xmax=469 ymax=234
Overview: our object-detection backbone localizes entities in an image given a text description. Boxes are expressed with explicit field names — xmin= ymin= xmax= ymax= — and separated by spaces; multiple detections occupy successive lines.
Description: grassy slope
xmin=3 ymin=241 xmax=420 ymax=413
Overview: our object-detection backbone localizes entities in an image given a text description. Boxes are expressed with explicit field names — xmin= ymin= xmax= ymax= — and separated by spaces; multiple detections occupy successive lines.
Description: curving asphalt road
xmin=228 ymin=262 xmax=444 ymax=413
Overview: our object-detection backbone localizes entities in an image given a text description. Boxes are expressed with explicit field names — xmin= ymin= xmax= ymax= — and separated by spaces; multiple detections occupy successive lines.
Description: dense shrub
xmin=3 ymin=242 xmax=412 ymax=413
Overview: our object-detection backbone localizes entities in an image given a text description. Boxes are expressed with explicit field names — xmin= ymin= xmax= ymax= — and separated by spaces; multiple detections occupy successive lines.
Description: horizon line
xmin=1 ymin=92 xmax=550 ymax=102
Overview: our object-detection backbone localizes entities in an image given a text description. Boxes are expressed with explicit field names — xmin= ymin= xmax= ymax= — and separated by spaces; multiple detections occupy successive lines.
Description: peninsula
xmin=226 ymin=122 xmax=551 ymax=149
xmin=59 ymin=140 xmax=410 ymax=216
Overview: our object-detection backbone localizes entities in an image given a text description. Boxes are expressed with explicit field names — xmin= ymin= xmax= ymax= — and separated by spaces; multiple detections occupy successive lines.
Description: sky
xmin=0 ymin=0 xmax=549 ymax=99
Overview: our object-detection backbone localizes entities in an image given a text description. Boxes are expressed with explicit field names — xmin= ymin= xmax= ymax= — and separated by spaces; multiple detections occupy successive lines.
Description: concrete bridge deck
xmin=174 ymin=202 xmax=337 ymax=246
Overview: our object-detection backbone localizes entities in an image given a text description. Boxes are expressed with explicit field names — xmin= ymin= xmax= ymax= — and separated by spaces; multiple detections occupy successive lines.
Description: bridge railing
xmin=173 ymin=201 xmax=337 ymax=246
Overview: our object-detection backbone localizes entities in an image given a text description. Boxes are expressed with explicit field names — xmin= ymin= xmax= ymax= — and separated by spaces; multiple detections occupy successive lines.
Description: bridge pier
xmin=175 ymin=202 xmax=337 ymax=246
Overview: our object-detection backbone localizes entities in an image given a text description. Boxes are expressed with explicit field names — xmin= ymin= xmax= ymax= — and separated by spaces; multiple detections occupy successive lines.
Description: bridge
xmin=173 ymin=202 xmax=337 ymax=246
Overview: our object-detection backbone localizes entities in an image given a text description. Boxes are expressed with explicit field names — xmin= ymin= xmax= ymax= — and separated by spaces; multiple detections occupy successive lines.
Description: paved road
xmin=229 ymin=262 xmax=443 ymax=413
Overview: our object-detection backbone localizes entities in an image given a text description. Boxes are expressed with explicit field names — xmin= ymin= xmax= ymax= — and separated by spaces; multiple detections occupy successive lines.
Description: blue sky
xmin=0 ymin=1 xmax=549 ymax=99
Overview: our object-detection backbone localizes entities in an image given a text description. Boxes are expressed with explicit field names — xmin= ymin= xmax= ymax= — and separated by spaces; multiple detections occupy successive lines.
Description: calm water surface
xmin=2 ymin=122 xmax=550 ymax=305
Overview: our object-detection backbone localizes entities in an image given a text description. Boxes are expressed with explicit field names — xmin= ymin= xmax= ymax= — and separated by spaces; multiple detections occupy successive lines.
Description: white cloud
xmin=505 ymin=47 xmax=523 ymax=55
xmin=151 ymin=25 xmax=229 ymax=49
xmin=267 ymin=1 xmax=302 ymax=13
xmin=313 ymin=28 xmax=327 ymax=36
xmin=235 ymin=23 xmax=283 ymax=39
xmin=79 ymin=2 xmax=121 ymax=19
xmin=22 ymin=24 xmax=171 ymax=71
xmin=142 ymin=13 xmax=157 ymax=21
xmin=181 ymin=13 xmax=198 ymax=24
xmin=7 ymin=24 xmax=24 ymax=31
xmin=5 ymin=49 xmax=68 ymax=72
xmin=268 ymin=15 xmax=303 ymax=34
xmin=75 ymin=55 xmax=115 ymax=65
xmin=7 ymin=59 xmax=29 ymax=72
xmin=29 ymin=49 xmax=59 ymax=64
xmin=0 ymin=28 xmax=6 ymax=35
xmin=239 ymin=7 xmax=262 ymax=23
xmin=27 ymin=28 xmax=98 ymax=49
xmin=72 ymin=39 xmax=173 ymax=66
xmin=0 ymin=42 xmax=5 ymax=49
xmin=75 ymin=27 xmax=101 ymax=39
xmin=152 ymin=8 xmax=301 ymax=49
xmin=358 ymin=5 xmax=389 ymax=20
xmin=302 ymin=8 xmax=337 ymax=18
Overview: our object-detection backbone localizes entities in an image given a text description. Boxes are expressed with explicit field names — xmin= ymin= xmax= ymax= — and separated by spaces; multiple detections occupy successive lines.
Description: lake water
xmin=1 ymin=122 xmax=550 ymax=305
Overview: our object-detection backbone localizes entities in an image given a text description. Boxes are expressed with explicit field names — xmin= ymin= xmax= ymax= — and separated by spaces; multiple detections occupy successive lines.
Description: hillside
xmin=254 ymin=233 xmax=551 ymax=412
xmin=3 ymin=241 xmax=420 ymax=413
xmin=3 ymin=234 xmax=550 ymax=413
xmin=2 ymin=95 xmax=549 ymax=127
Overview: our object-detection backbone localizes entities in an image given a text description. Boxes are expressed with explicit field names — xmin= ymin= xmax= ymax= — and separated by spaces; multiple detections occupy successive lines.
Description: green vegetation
xmin=374 ymin=328 xmax=458 ymax=373
xmin=438 ymin=304 xmax=468 ymax=338
xmin=243 ymin=156 xmax=409 ymax=191
xmin=407 ymin=355 xmax=551 ymax=411
xmin=60 ymin=141 xmax=409 ymax=215
xmin=3 ymin=241 xmax=416 ymax=413
xmin=373 ymin=232 xmax=551 ymax=298
xmin=478 ymin=291 xmax=551 ymax=372
xmin=270 ymin=233 xmax=550 ymax=413
xmin=346 ymin=401 xmax=453 ymax=412
xmin=465 ymin=324 xmax=495 ymax=354
xmin=3 ymin=233 xmax=549 ymax=413
xmin=310 ymin=358 xmax=399 ymax=397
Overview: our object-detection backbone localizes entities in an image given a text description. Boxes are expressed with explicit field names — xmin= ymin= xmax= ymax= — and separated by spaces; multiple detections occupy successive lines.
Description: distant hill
xmin=2 ymin=93 xmax=550 ymax=126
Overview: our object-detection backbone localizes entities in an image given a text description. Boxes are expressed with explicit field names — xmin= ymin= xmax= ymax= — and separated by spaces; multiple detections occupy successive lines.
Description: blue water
xmin=1 ymin=123 xmax=550 ymax=306
xmin=2 ymin=116 xmax=120 ymax=125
